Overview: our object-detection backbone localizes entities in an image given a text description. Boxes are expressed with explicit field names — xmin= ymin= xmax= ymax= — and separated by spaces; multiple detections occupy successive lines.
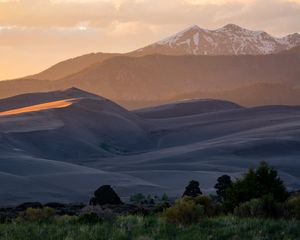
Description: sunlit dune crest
xmin=0 ymin=98 xmax=77 ymax=116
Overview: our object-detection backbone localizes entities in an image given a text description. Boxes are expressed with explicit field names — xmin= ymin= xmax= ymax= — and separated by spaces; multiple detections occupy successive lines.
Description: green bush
xmin=78 ymin=213 xmax=100 ymax=224
xmin=55 ymin=215 xmax=78 ymax=224
xmin=153 ymin=201 xmax=171 ymax=213
xmin=162 ymin=198 xmax=204 ymax=225
xmin=130 ymin=193 xmax=146 ymax=205
xmin=225 ymin=162 xmax=289 ymax=211
xmin=17 ymin=207 xmax=55 ymax=223
xmin=183 ymin=195 xmax=222 ymax=217
xmin=286 ymin=194 xmax=300 ymax=219
xmin=234 ymin=199 xmax=264 ymax=218
xmin=234 ymin=195 xmax=283 ymax=218
xmin=79 ymin=205 xmax=117 ymax=223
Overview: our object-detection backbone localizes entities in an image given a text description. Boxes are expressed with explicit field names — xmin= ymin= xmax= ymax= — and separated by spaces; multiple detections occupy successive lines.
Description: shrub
xmin=17 ymin=207 xmax=55 ymax=222
xmin=234 ymin=199 xmax=264 ymax=218
xmin=225 ymin=162 xmax=289 ymax=211
xmin=130 ymin=193 xmax=146 ymax=205
xmin=55 ymin=215 xmax=78 ymax=224
xmin=15 ymin=202 xmax=43 ymax=211
xmin=234 ymin=195 xmax=283 ymax=218
xmin=79 ymin=205 xmax=117 ymax=223
xmin=161 ymin=193 xmax=169 ymax=202
xmin=78 ymin=213 xmax=100 ymax=224
xmin=162 ymin=198 xmax=204 ymax=225
xmin=154 ymin=201 xmax=171 ymax=213
xmin=190 ymin=195 xmax=222 ymax=217
xmin=286 ymin=194 xmax=300 ymax=219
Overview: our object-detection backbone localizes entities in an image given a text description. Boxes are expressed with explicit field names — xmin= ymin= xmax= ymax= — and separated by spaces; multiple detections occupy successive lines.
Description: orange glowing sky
xmin=0 ymin=0 xmax=300 ymax=80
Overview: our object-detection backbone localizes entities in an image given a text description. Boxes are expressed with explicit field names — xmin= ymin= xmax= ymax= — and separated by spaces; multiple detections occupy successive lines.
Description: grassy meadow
xmin=0 ymin=215 xmax=300 ymax=240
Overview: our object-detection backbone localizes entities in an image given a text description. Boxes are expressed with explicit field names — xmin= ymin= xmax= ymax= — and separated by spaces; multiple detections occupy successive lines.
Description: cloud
xmin=0 ymin=0 xmax=299 ymax=33
xmin=0 ymin=0 xmax=299 ymax=79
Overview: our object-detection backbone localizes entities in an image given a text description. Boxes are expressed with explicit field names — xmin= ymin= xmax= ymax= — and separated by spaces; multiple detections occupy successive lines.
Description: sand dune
xmin=0 ymin=98 xmax=76 ymax=116
xmin=0 ymin=88 xmax=300 ymax=204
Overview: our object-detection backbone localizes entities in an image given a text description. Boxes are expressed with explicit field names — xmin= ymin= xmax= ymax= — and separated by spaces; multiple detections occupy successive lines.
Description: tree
xmin=214 ymin=175 xmax=232 ymax=202
xmin=90 ymin=185 xmax=123 ymax=206
xmin=182 ymin=180 xmax=202 ymax=197
xmin=225 ymin=162 xmax=289 ymax=211
xmin=130 ymin=193 xmax=146 ymax=205
xmin=161 ymin=193 xmax=169 ymax=202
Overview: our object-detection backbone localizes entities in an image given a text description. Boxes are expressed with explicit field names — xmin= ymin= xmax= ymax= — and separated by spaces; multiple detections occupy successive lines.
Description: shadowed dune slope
xmin=0 ymin=89 xmax=300 ymax=204
xmin=135 ymin=99 xmax=243 ymax=119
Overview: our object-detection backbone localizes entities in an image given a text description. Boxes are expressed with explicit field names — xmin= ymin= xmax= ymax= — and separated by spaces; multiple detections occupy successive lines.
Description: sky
xmin=0 ymin=0 xmax=300 ymax=80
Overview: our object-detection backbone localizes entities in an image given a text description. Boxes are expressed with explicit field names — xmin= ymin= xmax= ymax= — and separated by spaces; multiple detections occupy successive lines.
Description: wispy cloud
xmin=0 ymin=0 xmax=299 ymax=79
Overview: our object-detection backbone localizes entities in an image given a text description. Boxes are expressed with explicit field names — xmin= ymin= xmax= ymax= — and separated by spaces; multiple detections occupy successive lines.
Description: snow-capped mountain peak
xmin=221 ymin=23 xmax=244 ymax=31
xmin=133 ymin=24 xmax=300 ymax=56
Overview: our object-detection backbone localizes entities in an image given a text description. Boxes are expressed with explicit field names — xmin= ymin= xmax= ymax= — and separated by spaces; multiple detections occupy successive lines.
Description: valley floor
xmin=0 ymin=216 xmax=299 ymax=240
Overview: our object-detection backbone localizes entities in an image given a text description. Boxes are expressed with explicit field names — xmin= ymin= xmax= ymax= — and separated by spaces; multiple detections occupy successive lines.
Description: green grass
xmin=0 ymin=216 xmax=299 ymax=240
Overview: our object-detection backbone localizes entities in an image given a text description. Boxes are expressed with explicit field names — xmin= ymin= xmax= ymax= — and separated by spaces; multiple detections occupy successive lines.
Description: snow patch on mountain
xmin=135 ymin=24 xmax=300 ymax=56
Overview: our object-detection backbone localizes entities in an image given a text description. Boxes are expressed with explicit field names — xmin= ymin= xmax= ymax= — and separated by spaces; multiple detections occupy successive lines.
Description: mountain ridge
xmin=132 ymin=24 xmax=300 ymax=56
xmin=0 ymin=49 xmax=299 ymax=108
xmin=3 ymin=24 xmax=300 ymax=82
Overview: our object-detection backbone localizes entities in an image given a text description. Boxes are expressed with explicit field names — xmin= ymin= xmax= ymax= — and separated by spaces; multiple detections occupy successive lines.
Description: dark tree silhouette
xmin=214 ymin=175 xmax=232 ymax=201
xmin=90 ymin=185 xmax=123 ymax=205
xmin=225 ymin=162 xmax=289 ymax=210
xmin=182 ymin=180 xmax=202 ymax=197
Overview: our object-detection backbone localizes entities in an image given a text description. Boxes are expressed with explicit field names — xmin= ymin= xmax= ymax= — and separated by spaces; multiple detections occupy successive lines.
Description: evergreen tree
xmin=182 ymin=180 xmax=202 ymax=197
xmin=90 ymin=185 xmax=123 ymax=206
xmin=214 ymin=175 xmax=232 ymax=202
xmin=225 ymin=162 xmax=289 ymax=210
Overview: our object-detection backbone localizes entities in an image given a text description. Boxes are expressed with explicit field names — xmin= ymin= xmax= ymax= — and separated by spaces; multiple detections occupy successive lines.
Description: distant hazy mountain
xmin=132 ymin=24 xmax=300 ymax=56
xmin=59 ymin=48 xmax=300 ymax=103
xmin=168 ymin=83 xmax=300 ymax=108
xmin=7 ymin=24 xmax=300 ymax=82
xmin=0 ymin=47 xmax=299 ymax=108
xmin=1 ymin=88 xmax=300 ymax=204
xmin=27 ymin=52 xmax=120 ymax=81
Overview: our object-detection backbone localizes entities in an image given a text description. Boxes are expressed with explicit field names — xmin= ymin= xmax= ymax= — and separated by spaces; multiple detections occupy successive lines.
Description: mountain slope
xmin=59 ymin=52 xmax=300 ymax=101
xmin=4 ymin=24 xmax=299 ymax=82
xmin=0 ymin=48 xmax=299 ymax=108
xmin=26 ymin=52 xmax=120 ymax=81
xmin=132 ymin=24 xmax=300 ymax=56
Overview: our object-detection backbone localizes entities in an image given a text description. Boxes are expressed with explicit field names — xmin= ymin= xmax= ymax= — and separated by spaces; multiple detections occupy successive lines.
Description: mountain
xmin=58 ymin=51 xmax=300 ymax=104
xmin=26 ymin=52 xmax=120 ymax=81
xmin=167 ymin=83 xmax=300 ymax=108
xmin=0 ymin=48 xmax=299 ymax=108
xmin=4 ymin=24 xmax=299 ymax=83
xmin=132 ymin=24 xmax=300 ymax=56
xmin=1 ymin=89 xmax=300 ymax=204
